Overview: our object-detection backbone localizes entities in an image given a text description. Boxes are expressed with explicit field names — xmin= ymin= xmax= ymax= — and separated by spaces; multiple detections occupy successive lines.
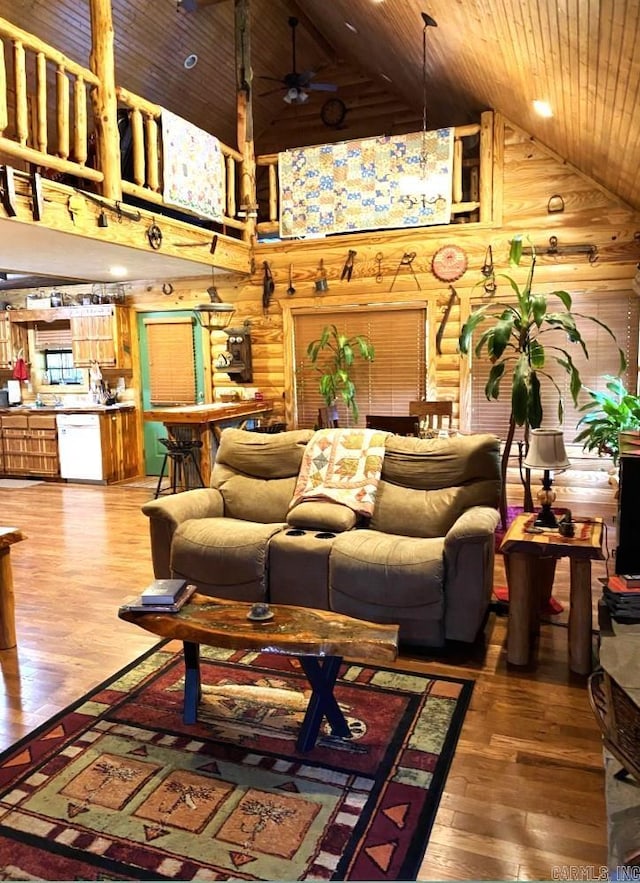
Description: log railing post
xmin=35 ymin=51 xmax=47 ymax=153
xmin=14 ymin=40 xmax=27 ymax=146
xmin=89 ymin=0 xmax=121 ymax=200
xmin=235 ymin=0 xmax=256 ymax=243
xmin=0 ymin=37 xmax=6 ymax=135
xmin=56 ymin=64 xmax=70 ymax=159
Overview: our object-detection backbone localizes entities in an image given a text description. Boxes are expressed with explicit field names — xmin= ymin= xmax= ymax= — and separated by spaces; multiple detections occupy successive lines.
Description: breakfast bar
xmin=144 ymin=400 xmax=273 ymax=483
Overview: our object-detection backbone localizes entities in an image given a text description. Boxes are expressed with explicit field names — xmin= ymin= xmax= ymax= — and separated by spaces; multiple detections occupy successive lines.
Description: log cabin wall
xmin=223 ymin=113 xmax=640 ymax=429
xmin=7 ymin=114 xmax=636 ymax=435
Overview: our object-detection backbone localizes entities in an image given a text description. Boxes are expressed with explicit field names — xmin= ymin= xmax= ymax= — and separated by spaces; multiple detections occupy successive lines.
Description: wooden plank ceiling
xmin=0 ymin=0 xmax=639 ymax=211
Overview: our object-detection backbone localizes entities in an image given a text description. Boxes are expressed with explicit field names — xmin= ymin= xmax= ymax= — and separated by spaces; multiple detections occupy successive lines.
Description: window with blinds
xmin=33 ymin=320 xmax=73 ymax=350
xmin=468 ymin=289 xmax=639 ymax=450
xmin=293 ymin=306 xmax=427 ymax=428
xmin=144 ymin=318 xmax=197 ymax=405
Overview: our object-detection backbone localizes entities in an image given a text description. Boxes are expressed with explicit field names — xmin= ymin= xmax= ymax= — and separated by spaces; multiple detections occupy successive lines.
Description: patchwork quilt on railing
xmin=278 ymin=128 xmax=454 ymax=238
xmin=290 ymin=428 xmax=388 ymax=517
xmin=161 ymin=108 xmax=225 ymax=221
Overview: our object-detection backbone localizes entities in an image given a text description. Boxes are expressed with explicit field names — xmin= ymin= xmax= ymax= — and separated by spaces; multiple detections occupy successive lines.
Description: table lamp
xmin=523 ymin=428 xmax=570 ymax=528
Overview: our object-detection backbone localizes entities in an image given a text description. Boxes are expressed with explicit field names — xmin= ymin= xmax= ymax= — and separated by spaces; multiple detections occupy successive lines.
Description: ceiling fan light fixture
xmin=284 ymin=87 xmax=308 ymax=104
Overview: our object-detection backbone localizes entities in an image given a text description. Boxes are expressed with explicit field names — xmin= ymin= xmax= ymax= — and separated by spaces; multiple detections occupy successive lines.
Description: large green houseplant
xmin=459 ymin=235 xmax=625 ymax=527
xmin=306 ymin=324 xmax=375 ymax=424
xmin=575 ymin=376 xmax=640 ymax=466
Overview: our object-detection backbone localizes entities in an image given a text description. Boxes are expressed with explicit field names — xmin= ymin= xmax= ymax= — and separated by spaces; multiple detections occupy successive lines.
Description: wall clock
xmin=320 ymin=98 xmax=347 ymax=129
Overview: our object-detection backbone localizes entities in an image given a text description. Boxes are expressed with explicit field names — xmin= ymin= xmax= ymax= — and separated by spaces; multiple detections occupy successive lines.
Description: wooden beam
xmin=235 ymin=0 xmax=256 ymax=242
xmin=89 ymin=0 xmax=121 ymax=201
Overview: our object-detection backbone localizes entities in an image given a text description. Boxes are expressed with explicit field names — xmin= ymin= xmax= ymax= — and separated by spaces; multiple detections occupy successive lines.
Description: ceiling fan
xmin=258 ymin=17 xmax=337 ymax=105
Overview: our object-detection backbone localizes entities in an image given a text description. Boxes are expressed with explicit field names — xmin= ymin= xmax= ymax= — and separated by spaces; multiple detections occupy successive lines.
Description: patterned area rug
xmin=0 ymin=643 xmax=473 ymax=881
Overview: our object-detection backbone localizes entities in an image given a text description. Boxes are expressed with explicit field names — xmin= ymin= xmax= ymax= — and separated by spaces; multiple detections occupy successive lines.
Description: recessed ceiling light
xmin=344 ymin=21 xmax=358 ymax=33
xmin=109 ymin=265 xmax=127 ymax=278
xmin=183 ymin=53 xmax=198 ymax=70
xmin=533 ymin=99 xmax=553 ymax=118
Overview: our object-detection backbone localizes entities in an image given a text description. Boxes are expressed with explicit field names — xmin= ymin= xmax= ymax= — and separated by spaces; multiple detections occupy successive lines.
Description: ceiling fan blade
xmin=308 ymin=82 xmax=338 ymax=92
xmin=256 ymin=75 xmax=285 ymax=83
xmin=259 ymin=86 xmax=286 ymax=97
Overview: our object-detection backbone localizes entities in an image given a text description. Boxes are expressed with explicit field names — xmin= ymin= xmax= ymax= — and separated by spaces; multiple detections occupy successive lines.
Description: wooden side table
xmin=500 ymin=514 xmax=604 ymax=674
xmin=0 ymin=526 xmax=24 ymax=650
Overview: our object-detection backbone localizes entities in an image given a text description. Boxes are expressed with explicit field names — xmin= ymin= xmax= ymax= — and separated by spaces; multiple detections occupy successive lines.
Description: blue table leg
xmin=183 ymin=641 xmax=201 ymax=725
xmin=297 ymin=655 xmax=351 ymax=752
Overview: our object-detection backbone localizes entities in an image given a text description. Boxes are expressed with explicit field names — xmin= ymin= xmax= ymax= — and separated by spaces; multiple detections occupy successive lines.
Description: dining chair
xmin=365 ymin=415 xmax=420 ymax=436
xmin=409 ymin=400 xmax=453 ymax=434
xmin=318 ymin=407 xmax=339 ymax=428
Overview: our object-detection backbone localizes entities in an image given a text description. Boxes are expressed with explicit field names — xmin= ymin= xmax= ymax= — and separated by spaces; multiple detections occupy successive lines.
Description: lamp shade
xmin=523 ymin=428 xmax=570 ymax=471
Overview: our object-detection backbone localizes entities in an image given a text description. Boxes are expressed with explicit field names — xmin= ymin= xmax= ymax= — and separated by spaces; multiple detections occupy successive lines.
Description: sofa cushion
xmin=211 ymin=428 xmax=314 ymax=523
xmin=329 ymin=530 xmax=445 ymax=610
xmin=287 ymin=501 xmax=357 ymax=532
xmin=171 ymin=517 xmax=284 ymax=600
xmin=215 ymin=428 xmax=313 ymax=479
xmin=370 ymin=434 xmax=500 ymax=538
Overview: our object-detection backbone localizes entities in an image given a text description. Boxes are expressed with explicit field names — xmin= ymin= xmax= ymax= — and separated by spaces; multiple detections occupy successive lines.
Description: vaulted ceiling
xmin=0 ymin=0 xmax=639 ymax=214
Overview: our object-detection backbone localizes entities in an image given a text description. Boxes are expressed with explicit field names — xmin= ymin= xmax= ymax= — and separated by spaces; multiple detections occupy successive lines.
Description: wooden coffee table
xmin=119 ymin=594 xmax=399 ymax=752
xmin=500 ymin=513 xmax=604 ymax=674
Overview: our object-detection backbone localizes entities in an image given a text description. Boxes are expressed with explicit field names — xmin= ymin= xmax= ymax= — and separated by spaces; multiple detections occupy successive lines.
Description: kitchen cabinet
xmin=99 ymin=408 xmax=139 ymax=483
xmin=70 ymin=306 xmax=132 ymax=369
xmin=0 ymin=413 xmax=59 ymax=476
xmin=7 ymin=305 xmax=132 ymax=370
xmin=0 ymin=313 xmax=28 ymax=369
xmin=0 ymin=406 xmax=138 ymax=482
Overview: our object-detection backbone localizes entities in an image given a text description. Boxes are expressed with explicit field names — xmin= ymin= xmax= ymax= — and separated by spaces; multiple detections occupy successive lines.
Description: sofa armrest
xmin=141 ymin=489 xmax=224 ymax=579
xmin=443 ymin=506 xmax=500 ymax=642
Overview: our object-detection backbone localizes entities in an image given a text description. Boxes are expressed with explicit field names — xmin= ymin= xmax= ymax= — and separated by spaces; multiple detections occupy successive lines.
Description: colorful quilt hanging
xmin=161 ymin=108 xmax=225 ymax=222
xmin=278 ymin=128 xmax=454 ymax=239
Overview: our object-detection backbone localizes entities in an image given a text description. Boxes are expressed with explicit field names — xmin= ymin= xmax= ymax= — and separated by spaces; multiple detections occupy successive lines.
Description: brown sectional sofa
xmin=142 ymin=427 xmax=501 ymax=647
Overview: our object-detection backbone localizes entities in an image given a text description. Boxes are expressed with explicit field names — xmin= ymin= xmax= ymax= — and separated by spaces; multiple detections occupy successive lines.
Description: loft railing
xmin=255 ymin=113 xmax=496 ymax=237
xmin=0 ymin=15 xmax=249 ymax=239
xmin=0 ymin=18 xmax=102 ymax=186
xmin=115 ymin=87 xmax=247 ymax=234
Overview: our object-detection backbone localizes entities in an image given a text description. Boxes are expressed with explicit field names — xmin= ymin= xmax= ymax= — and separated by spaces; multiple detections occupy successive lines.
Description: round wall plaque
xmin=431 ymin=244 xmax=468 ymax=282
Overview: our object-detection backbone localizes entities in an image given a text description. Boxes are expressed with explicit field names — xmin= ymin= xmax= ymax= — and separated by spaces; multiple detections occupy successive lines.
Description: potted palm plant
xmin=575 ymin=376 xmax=640 ymax=466
xmin=306 ymin=324 xmax=375 ymax=424
xmin=459 ymin=235 xmax=625 ymax=527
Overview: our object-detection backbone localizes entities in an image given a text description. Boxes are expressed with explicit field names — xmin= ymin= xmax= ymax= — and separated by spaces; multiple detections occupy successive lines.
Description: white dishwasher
xmin=56 ymin=413 xmax=103 ymax=480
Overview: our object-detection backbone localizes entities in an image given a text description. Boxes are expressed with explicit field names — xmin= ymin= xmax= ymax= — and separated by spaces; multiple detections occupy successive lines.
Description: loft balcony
xmin=0 ymin=11 xmax=497 ymax=285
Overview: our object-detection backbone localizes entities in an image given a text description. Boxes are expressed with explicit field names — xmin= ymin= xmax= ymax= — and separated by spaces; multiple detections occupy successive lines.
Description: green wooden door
xmin=138 ymin=311 xmax=205 ymax=475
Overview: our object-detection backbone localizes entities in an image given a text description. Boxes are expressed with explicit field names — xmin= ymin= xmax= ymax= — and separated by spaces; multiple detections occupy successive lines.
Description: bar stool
xmin=154 ymin=438 xmax=206 ymax=498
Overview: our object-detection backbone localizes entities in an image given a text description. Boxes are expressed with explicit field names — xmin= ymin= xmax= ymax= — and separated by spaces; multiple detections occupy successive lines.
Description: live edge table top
xmin=500 ymin=513 xmax=605 ymax=560
xmin=118 ymin=594 xmax=399 ymax=666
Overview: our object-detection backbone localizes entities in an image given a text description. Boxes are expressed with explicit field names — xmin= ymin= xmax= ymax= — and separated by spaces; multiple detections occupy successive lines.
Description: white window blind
xmin=469 ymin=289 xmax=639 ymax=448
xmin=34 ymin=320 xmax=73 ymax=351
xmin=144 ymin=318 xmax=197 ymax=405
xmin=293 ymin=306 xmax=427 ymax=428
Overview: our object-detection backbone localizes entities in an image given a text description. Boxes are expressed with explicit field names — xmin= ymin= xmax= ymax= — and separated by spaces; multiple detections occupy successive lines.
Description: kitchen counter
xmin=143 ymin=401 xmax=269 ymax=424
xmin=144 ymin=399 xmax=273 ymax=481
xmin=0 ymin=403 xmax=135 ymax=414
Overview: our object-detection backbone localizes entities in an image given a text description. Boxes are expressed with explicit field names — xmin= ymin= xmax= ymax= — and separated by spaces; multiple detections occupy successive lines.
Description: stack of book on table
xmin=119 ymin=579 xmax=196 ymax=614
xmin=603 ymin=574 xmax=640 ymax=622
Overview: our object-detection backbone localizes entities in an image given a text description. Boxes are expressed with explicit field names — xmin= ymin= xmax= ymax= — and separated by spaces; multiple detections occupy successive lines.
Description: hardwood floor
xmin=0 ymin=480 xmax=614 ymax=880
